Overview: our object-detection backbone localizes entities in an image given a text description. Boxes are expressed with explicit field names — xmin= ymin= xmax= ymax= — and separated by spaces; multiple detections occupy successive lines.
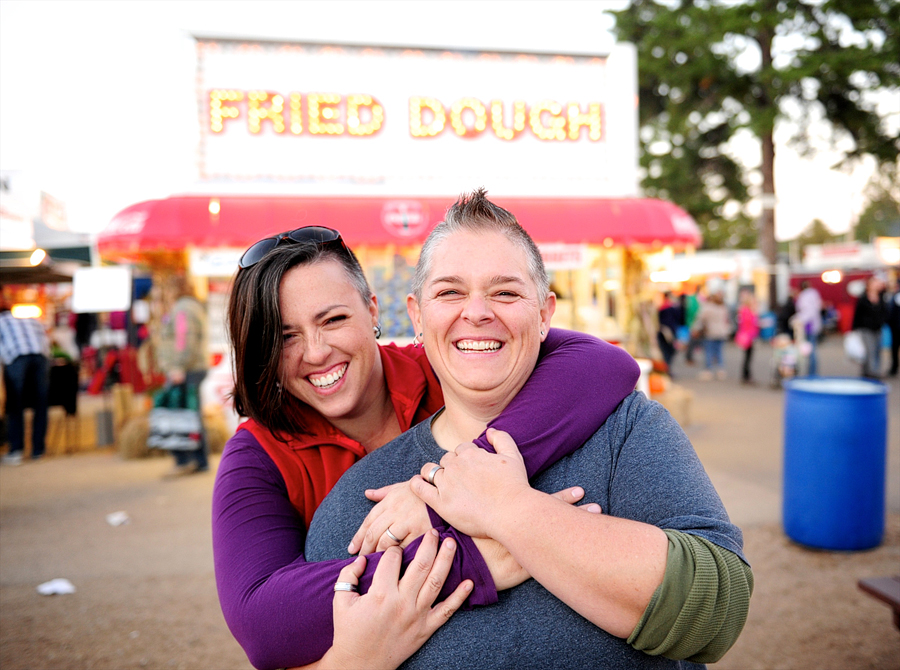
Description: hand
xmin=411 ymin=429 xmax=532 ymax=538
xmin=348 ymin=479 xmax=432 ymax=555
xmin=474 ymin=486 xmax=602 ymax=590
xmin=323 ymin=529 xmax=473 ymax=670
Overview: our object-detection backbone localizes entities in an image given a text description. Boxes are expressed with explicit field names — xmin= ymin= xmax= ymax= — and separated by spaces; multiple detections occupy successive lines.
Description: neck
xmin=330 ymin=386 xmax=401 ymax=453
xmin=430 ymin=400 xmax=501 ymax=452
xmin=327 ymin=353 xmax=401 ymax=453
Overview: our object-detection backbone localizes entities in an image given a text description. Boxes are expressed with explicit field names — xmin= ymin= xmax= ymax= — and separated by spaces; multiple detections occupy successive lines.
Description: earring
xmin=540 ymin=329 xmax=544 ymax=337
xmin=374 ymin=323 xmax=382 ymax=339
xmin=413 ymin=332 xmax=423 ymax=348
xmin=275 ymin=380 xmax=283 ymax=391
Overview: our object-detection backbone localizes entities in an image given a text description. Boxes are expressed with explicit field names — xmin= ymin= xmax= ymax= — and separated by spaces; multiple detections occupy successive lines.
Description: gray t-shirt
xmin=306 ymin=391 xmax=743 ymax=669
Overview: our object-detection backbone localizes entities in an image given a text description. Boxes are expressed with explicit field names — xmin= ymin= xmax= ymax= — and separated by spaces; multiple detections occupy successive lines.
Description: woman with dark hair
xmin=213 ymin=224 xmax=641 ymax=669
xmin=852 ymin=274 xmax=888 ymax=379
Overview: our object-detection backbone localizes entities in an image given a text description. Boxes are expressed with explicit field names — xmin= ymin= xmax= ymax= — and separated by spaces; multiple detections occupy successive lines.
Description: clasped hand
xmin=410 ymin=428 xmax=533 ymax=538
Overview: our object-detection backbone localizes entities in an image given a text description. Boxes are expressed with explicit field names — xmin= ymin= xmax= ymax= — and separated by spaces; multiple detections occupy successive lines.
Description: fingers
xmin=369 ymin=545 xmax=403 ymax=593
xmin=550 ymin=486 xmax=602 ymax=513
xmin=551 ymin=486 xmax=585 ymax=504
xmin=374 ymin=525 xmax=408 ymax=553
xmin=419 ymin=461 xmax=445 ymax=486
xmin=349 ymin=507 xmax=381 ymax=554
xmin=400 ymin=529 xmax=457 ymax=610
xmin=333 ymin=555 xmax=366 ymax=611
xmin=364 ymin=484 xmax=393 ymax=502
xmin=426 ymin=579 xmax=473 ymax=633
xmin=484 ymin=428 xmax=520 ymax=456
xmin=411 ymin=474 xmax=440 ymax=507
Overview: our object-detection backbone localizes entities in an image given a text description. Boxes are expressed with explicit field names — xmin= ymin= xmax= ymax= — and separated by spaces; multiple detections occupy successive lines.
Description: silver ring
xmin=385 ymin=527 xmax=402 ymax=543
xmin=427 ymin=464 xmax=444 ymax=486
xmin=334 ymin=581 xmax=358 ymax=593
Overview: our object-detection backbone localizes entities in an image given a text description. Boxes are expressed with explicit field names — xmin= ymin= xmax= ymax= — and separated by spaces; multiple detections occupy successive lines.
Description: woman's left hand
xmin=411 ymin=428 xmax=531 ymax=539
xmin=348 ymin=479 xmax=432 ymax=555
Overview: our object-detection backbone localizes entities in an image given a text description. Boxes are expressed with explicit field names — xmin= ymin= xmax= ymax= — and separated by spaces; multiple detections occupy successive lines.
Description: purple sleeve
xmin=212 ymin=431 xmax=495 ymax=670
xmin=475 ymin=328 xmax=640 ymax=477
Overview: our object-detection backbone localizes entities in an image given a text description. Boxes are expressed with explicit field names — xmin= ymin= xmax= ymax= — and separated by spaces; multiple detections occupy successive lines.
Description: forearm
xmin=488 ymin=487 xmax=669 ymax=637
xmin=477 ymin=328 xmax=639 ymax=478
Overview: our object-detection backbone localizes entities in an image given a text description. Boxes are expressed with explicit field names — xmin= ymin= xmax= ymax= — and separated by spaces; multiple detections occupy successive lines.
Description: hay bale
xmin=119 ymin=415 xmax=153 ymax=460
xmin=203 ymin=406 xmax=230 ymax=455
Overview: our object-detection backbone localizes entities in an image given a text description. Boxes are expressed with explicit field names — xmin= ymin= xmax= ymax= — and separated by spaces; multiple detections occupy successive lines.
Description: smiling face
xmin=407 ymin=229 xmax=555 ymax=414
xmin=278 ymin=259 xmax=384 ymax=423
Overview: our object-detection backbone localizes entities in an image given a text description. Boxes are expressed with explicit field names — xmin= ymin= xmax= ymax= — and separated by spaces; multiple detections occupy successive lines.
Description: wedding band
xmin=385 ymin=527 xmax=402 ymax=543
xmin=334 ymin=582 xmax=358 ymax=593
xmin=427 ymin=464 xmax=444 ymax=486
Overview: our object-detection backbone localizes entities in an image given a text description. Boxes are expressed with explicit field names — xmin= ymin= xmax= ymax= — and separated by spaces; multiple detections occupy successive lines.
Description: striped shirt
xmin=0 ymin=312 xmax=49 ymax=365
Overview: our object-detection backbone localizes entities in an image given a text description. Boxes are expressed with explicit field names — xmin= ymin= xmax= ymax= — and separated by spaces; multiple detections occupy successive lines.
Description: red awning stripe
xmin=97 ymin=195 xmax=701 ymax=258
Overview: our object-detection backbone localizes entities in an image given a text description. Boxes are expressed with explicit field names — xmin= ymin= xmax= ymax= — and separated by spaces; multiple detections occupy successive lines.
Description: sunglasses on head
xmin=238 ymin=226 xmax=349 ymax=269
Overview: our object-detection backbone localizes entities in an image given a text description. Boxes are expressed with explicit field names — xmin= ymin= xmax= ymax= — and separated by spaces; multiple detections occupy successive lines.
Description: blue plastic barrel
xmin=783 ymin=377 xmax=889 ymax=550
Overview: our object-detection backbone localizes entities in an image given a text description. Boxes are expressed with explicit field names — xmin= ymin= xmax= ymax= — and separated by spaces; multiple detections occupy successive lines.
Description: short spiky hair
xmin=411 ymin=188 xmax=549 ymax=301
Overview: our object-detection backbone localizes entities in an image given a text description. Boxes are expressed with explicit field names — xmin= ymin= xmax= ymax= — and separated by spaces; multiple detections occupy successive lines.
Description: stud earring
xmin=374 ymin=323 xmax=382 ymax=339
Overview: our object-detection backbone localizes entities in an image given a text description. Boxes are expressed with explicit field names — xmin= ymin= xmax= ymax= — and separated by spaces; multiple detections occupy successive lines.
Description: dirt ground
xmin=1 ymin=338 xmax=899 ymax=669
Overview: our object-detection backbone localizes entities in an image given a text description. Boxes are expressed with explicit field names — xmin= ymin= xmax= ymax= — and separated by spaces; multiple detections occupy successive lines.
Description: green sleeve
xmin=627 ymin=529 xmax=754 ymax=663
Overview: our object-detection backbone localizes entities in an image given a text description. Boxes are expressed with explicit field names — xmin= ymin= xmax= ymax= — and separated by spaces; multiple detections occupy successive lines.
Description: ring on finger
xmin=427 ymin=464 xmax=444 ymax=486
xmin=334 ymin=581 xmax=358 ymax=593
xmin=385 ymin=527 xmax=402 ymax=543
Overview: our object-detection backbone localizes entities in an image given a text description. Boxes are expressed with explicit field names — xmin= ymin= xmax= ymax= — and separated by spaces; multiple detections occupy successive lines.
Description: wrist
xmin=484 ymin=485 xmax=540 ymax=543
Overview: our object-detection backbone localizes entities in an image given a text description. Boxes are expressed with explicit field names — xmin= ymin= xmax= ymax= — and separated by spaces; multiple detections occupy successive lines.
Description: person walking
xmin=683 ymin=285 xmax=702 ymax=364
xmin=852 ymin=275 xmax=888 ymax=379
xmin=0 ymin=297 xmax=50 ymax=465
xmin=656 ymin=291 xmax=682 ymax=376
xmin=791 ymin=281 xmax=823 ymax=376
xmin=886 ymin=273 xmax=900 ymax=377
xmin=694 ymin=290 xmax=731 ymax=381
xmin=156 ymin=277 xmax=209 ymax=475
xmin=735 ymin=290 xmax=759 ymax=384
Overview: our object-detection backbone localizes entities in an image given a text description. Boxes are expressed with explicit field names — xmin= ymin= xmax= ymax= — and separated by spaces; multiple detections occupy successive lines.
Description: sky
xmin=0 ymin=0 xmax=894 ymax=243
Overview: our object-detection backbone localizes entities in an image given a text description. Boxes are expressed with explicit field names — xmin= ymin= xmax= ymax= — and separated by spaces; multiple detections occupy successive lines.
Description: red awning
xmin=97 ymin=194 xmax=701 ymax=260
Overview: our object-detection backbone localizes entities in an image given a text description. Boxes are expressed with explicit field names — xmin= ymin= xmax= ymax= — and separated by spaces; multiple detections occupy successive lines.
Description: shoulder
xmin=216 ymin=427 xmax=285 ymax=490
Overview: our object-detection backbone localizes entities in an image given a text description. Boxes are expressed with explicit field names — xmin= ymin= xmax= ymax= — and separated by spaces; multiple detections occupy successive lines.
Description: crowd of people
xmin=653 ymin=271 xmax=900 ymax=384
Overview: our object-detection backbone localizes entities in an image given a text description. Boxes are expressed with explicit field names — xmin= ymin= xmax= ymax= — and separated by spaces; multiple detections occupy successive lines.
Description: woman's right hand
xmin=316 ymin=529 xmax=473 ymax=670
xmin=475 ymin=486 xmax=601 ymax=591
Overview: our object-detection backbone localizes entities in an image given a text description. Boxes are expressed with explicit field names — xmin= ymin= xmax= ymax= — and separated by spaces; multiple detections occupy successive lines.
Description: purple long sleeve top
xmin=212 ymin=330 xmax=640 ymax=669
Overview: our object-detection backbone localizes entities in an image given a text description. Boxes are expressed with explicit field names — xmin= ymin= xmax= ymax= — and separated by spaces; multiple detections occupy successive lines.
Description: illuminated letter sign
xmin=529 ymin=100 xmax=566 ymax=141
xmin=449 ymin=98 xmax=488 ymax=138
xmin=491 ymin=100 xmax=527 ymax=141
xmin=409 ymin=97 xmax=446 ymax=137
xmin=347 ymin=95 xmax=384 ymax=136
xmin=248 ymin=91 xmax=285 ymax=134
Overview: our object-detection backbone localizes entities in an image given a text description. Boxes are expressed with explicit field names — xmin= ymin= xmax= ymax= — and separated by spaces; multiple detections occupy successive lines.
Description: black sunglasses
xmin=238 ymin=226 xmax=349 ymax=269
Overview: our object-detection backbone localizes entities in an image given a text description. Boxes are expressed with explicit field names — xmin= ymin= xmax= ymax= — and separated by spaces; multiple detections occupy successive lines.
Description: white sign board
xmin=196 ymin=39 xmax=638 ymax=198
xmin=189 ymin=247 xmax=244 ymax=277
xmin=72 ymin=266 xmax=132 ymax=313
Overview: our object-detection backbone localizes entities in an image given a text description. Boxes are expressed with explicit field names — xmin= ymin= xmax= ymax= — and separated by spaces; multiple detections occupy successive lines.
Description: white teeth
xmin=456 ymin=340 xmax=501 ymax=352
xmin=310 ymin=364 xmax=347 ymax=388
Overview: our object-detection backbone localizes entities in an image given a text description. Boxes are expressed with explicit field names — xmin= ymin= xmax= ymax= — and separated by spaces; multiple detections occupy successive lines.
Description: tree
xmin=613 ymin=0 xmax=900 ymax=307
xmin=854 ymin=165 xmax=900 ymax=241
xmin=796 ymin=217 xmax=841 ymax=252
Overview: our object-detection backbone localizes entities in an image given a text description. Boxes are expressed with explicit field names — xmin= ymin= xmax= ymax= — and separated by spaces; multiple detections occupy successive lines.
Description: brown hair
xmin=227 ymin=241 xmax=372 ymax=438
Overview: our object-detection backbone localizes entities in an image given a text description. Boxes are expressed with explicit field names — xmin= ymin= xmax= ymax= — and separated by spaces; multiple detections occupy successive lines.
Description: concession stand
xmin=97 ymin=36 xmax=701 ymax=354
